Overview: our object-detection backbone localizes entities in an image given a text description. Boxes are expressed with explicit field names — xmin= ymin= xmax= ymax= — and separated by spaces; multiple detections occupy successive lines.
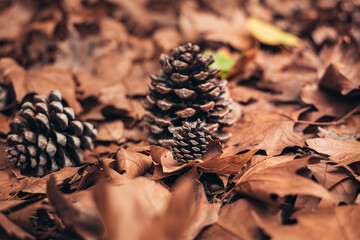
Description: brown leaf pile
xmin=1 ymin=0 xmax=360 ymax=239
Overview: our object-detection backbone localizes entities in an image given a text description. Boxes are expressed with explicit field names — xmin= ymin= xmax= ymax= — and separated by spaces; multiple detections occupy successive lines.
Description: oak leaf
xmin=253 ymin=205 xmax=360 ymax=240
xmin=235 ymin=157 xmax=336 ymax=207
xmin=306 ymin=138 xmax=360 ymax=166
xmin=198 ymin=198 xmax=281 ymax=240
xmin=225 ymin=109 xmax=307 ymax=156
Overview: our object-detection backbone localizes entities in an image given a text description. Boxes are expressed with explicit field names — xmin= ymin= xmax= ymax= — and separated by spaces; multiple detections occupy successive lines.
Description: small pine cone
xmin=143 ymin=42 xmax=236 ymax=147
xmin=172 ymin=120 xmax=211 ymax=164
xmin=6 ymin=90 xmax=97 ymax=176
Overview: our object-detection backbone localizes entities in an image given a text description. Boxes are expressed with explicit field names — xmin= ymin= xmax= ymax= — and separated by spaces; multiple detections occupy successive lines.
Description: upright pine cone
xmin=6 ymin=90 xmax=97 ymax=176
xmin=143 ymin=43 xmax=235 ymax=147
xmin=172 ymin=120 xmax=211 ymax=163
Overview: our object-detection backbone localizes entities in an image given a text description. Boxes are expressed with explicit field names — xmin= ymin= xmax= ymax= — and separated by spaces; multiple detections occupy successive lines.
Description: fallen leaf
xmin=318 ymin=37 xmax=360 ymax=96
xmin=27 ymin=65 xmax=82 ymax=113
xmin=1 ymin=60 xmax=82 ymax=113
xmin=0 ymin=199 xmax=25 ymax=212
xmin=0 ymin=168 xmax=27 ymax=200
xmin=21 ymin=167 xmax=82 ymax=194
xmin=179 ymin=2 xmax=250 ymax=50
xmin=47 ymin=176 xmax=104 ymax=239
xmin=246 ymin=17 xmax=300 ymax=46
xmin=0 ymin=1 xmax=33 ymax=40
xmin=0 ymin=213 xmax=34 ymax=240
xmin=96 ymin=120 xmax=125 ymax=142
xmin=329 ymin=178 xmax=360 ymax=204
xmin=140 ymin=177 xmax=220 ymax=240
xmin=253 ymin=205 xmax=360 ymax=240
xmin=307 ymin=161 xmax=349 ymax=189
xmin=225 ymin=108 xmax=307 ymax=156
xmin=151 ymin=141 xmax=258 ymax=179
xmin=235 ymin=157 xmax=336 ymax=207
xmin=198 ymin=198 xmax=281 ymax=240
xmin=115 ymin=148 xmax=153 ymax=178
xmin=300 ymin=83 xmax=360 ymax=118
xmin=252 ymin=44 xmax=318 ymax=102
xmin=100 ymin=158 xmax=127 ymax=185
xmin=94 ymin=177 xmax=171 ymax=240
xmin=204 ymin=49 xmax=236 ymax=79
xmin=307 ymin=138 xmax=360 ymax=166
xmin=8 ymin=200 xmax=52 ymax=236
xmin=0 ymin=58 xmax=27 ymax=102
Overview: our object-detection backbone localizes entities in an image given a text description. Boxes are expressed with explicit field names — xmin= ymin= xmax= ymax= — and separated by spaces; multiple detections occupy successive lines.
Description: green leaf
xmin=204 ymin=50 xmax=236 ymax=79
xmin=246 ymin=17 xmax=300 ymax=47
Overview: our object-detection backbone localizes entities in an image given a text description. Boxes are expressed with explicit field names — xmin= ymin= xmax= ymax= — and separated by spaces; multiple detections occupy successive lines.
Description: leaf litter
xmin=0 ymin=0 xmax=360 ymax=239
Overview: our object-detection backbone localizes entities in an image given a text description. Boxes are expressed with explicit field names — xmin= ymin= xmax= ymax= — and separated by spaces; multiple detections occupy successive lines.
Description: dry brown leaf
xmin=0 ymin=168 xmax=27 ymax=201
xmin=179 ymin=1 xmax=250 ymax=50
xmin=151 ymin=141 xmax=258 ymax=179
xmin=140 ymin=178 xmax=220 ymax=240
xmin=98 ymin=83 xmax=132 ymax=113
xmin=27 ymin=65 xmax=82 ymax=113
xmin=253 ymin=205 xmax=360 ymax=240
xmin=0 ymin=59 xmax=82 ymax=113
xmin=94 ymin=177 xmax=171 ymax=240
xmin=123 ymin=62 xmax=152 ymax=96
xmin=47 ymin=176 xmax=104 ymax=239
xmin=198 ymin=198 xmax=281 ymax=240
xmin=21 ymin=166 xmax=82 ymax=194
xmin=153 ymin=28 xmax=182 ymax=52
xmin=96 ymin=120 xmax=125 ymax=142
xmin=225 ymin=108 xmax=307 ymax=156
xmin=0 ymin=199 xmax=25 ymax=212
xmin=300 ymin=83 xmax=360 ymax=118
xmin=235 ymin=157 xmax=336 ymax=207
xmin=306 ymin=138 xmax=360 ymax=166
xmin=254 ymin=43 xmax=318 ymax=102
xmin=100 ymin=158 xmax=127 ymax=185
xmin=8 ymin=200 xmax=51 ymax=236
xmin=0 ymin=58 xmax=27 ymax=101
xmin=307 ymin=161 xmax=349 ymax=189
xmin=318 ymin=37 xmax=360 ymax=96
xmin=0 ymin=1 xmax=33 ymax=40
xmin=115 ymin=148 xmax=153 ymax=178
xmin=329 ymin=178 xmax=360 ymax=204
xmin=0 ymin=213 xmax=35 ymax=240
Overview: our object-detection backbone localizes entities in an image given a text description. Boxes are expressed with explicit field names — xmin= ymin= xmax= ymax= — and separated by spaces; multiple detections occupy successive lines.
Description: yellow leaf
xmin=246 ymin=17 xmax=300 ymax=47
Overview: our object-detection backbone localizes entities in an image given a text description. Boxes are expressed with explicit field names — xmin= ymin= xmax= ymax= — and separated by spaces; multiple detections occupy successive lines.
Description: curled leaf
xmin=116 ymin=148 xmax=153 ymax=178
xmin=151 ymin=140 xmax=258 ymax=179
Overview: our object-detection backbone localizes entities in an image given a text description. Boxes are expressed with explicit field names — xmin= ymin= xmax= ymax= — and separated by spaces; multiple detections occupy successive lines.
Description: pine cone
xmin=172 ymin=120 xmax=211 ymax=164
xmin=143 ymin=42 xmax=236 ymax=147
xmin=6 ymin=90 xmax=97 ymax=176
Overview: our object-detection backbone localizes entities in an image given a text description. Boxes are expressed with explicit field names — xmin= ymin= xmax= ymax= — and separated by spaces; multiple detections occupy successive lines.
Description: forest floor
xmin=0 ymin=0 xmax=360 ymax=239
